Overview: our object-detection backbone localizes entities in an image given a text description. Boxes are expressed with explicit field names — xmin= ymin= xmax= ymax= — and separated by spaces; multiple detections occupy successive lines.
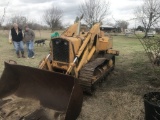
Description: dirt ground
xmin=0 ymin=30 xmax=160 ymax=120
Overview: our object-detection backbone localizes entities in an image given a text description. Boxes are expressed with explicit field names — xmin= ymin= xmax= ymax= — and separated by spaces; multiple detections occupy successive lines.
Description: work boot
xmin=21 ymin=51 xmax=25 ymax=58
xmin=17 ymin=53 xmax=20 ymax=58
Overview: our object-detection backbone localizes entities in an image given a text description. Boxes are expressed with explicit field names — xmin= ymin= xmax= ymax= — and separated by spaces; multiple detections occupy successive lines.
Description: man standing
xmin=9 ymin=23 xmax=25 ymax=58
xmin=24 ymin=26 xmax=35 ymax=59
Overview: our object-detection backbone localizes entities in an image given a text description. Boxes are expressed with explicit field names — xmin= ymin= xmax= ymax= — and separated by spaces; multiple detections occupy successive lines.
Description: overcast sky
xmin=0 ymin=0 xmax=143 ymax=28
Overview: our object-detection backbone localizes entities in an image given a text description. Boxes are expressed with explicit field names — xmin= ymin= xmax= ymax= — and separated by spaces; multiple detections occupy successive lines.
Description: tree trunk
xmin=144 ymin=29 xmax=148 ymax=38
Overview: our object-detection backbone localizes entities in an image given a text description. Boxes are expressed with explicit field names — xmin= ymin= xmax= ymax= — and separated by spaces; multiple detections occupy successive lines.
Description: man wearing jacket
xmin=9 ymin=23 xmax=25 ymax=58
xmin=24 ymin=26 xmax=35 ymax=59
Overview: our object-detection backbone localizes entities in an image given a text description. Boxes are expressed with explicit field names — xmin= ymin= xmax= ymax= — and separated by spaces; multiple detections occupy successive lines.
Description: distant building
xmin=100 ymin=25 xmax=116 ymax=33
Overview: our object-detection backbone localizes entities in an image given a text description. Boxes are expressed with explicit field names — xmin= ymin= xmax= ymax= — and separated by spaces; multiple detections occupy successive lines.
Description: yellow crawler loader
xmin=0 ymin=21 xmax=118 ymax=120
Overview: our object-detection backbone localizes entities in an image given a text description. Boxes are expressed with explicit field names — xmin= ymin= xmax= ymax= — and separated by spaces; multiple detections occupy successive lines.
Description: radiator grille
xmin=52 ymin=38 xmax=69 ymax=63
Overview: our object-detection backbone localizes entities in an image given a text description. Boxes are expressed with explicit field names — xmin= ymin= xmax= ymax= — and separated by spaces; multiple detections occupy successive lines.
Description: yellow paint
xmin=87 ymin=46 xmax=96 ymax=61
xmin=77 ymin=47 xmax=89 ymax=72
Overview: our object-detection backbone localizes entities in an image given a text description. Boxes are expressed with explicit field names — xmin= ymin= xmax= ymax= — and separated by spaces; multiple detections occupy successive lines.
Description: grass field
xmin=0 ymin=30 xmax=51 ymax=76
xmin=0 ymin=30 xmax=160 ymax=120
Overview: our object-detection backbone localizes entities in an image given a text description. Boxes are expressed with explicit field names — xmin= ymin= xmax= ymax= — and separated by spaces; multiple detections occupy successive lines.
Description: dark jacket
xmin=11 ymin=27 xmax=23 ymax=42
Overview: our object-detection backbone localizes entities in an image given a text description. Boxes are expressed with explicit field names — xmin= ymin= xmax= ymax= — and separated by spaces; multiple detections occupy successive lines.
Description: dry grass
xmin=0 ymin=30 xmax=51 ymax=77
xmin=78 ymin=36 xmax=160 ymax=120
xmin=0 ymin=31 xmax=160 ymax=120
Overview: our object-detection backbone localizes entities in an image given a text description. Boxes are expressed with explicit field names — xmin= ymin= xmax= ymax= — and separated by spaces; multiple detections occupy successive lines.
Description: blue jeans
xmin=13 ymin=41 xmax=24 ymax=54
xmin=26 ymin=40 xmax=34 ymax=58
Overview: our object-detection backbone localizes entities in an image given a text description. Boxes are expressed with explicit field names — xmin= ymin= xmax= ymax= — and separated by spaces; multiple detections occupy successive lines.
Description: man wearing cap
xmin=9 ymin=23 xmax=25 ymax=58
xmin=24 ymin=25 xmax=35 ymax=59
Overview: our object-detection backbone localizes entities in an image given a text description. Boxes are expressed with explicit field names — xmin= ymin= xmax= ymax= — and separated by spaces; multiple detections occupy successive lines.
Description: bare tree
xmin=27 ymin=21 xmax=48 ymax=30
xmin=10 ymin=15 xmax=27 ymax=29
xmin=79 ymin=0 xmax=110 ymax=27
xmin=43 ymin=6 xmax=63 ymax=31
xmin=135 ymin=0 xmax=160 ymax=37
xmin=115 ymin=20 xmax=129 ymax=32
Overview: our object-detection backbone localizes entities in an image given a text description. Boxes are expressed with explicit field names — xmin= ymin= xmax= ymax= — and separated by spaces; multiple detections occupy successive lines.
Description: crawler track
xmin=79 ymin=54 xmax=115 ymax=94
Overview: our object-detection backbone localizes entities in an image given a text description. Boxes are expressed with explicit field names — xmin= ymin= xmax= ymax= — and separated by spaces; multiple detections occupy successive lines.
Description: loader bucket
xmin=0 ymin=62 xmax=83 ymax=120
